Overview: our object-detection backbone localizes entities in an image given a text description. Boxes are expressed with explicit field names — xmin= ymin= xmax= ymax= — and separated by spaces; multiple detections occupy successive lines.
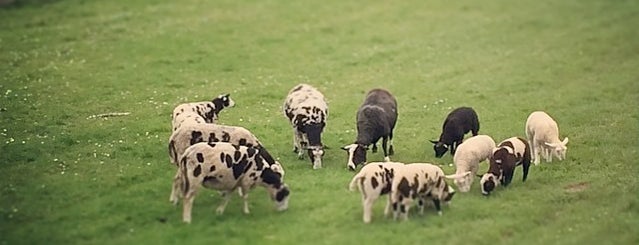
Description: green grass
xmin=1 ymin=0 xmax=638 ymax=244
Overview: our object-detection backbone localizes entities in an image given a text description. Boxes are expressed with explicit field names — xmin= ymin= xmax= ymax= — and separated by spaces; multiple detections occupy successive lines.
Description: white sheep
xmin=348 ymin=161 xmax=404 ymax=223
xmin=283 ymin=84 xmax=328 ymax=169
xmin=525 ymin=111 xmax=569 ymax=165
xmin=390 ymin=163 xmax=456 ymax=221
xmin=445 ymin=135 xmax=496 ymax=192
xmin=171 ymin=94 xmax=235 ymax=131
xmin=173 ymin=142 xmax=290 ymax=223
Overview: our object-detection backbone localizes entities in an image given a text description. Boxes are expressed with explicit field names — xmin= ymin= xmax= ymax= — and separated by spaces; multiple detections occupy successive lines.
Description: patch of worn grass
xmin=1 ymin=0 xmax=638 ymax=244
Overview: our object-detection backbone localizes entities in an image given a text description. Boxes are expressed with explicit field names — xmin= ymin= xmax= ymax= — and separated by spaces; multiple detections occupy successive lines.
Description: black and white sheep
xmin=480 ymin=137 xmax=532 ymax=195
xmin=168 ymin=123 xmax=284 ymax=204
xmin=445 ymin=135 xmax=496 ymax=192
xmin=171 ymin=93 xmax=235 ymax=131
xmin=390 ymin=163 xmax=456 ymax=221
xmin=173 ymin=142 xmax=290 ymax=223
xmin=430 ymin=107 xmax=480 ymax=158
xmin=283 ymin=84 xmax=328 ymax=169
xmin=525 ymin=111 xmax=569 ymax=165
xmin=342 ymin=89 xmax=398 ymax=171
xmin=348 ymin=161 xmax=404 ymax=223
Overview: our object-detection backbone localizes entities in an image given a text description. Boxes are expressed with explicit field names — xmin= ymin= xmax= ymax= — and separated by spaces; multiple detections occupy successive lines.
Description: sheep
xmin=480 ymin=137 xmax=531 ymax=195
xmin=430 ymin=107 xmax=480 ymax=158
xmin=348 ymin=161 xmax=404 ymax=223
xmin=525 ymin=111 xmax=569 ymax=165
xmin=173 ymin=142 xmax=290 ymax=223
xmin=390 ymin=163 xmax=456 ymax=221
xmin=283 ymin=84 xmax=329 ymax=169
xmin=168 ymin=123 xmax=284 ymax=204
xmin=445 ymin=135 xmax=496 ymax=192
xmin=342 ymin=89 xmax=398 ymax=171
xmin=171 ymin=93 xmax=235 ymax=131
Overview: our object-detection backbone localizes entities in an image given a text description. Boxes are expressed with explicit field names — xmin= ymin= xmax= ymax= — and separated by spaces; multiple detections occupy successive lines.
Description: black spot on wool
xmin=397 ymin=178 xmax=411 ymax=198
xmin=209 ymin=165 xmax=216 ymax=172
xmin=190 ymin=131 xmax=204 ymax=145
xmin=225 ymin=155 xmax=233 ymax=168
xmin=208 ymin=133 xmax=219 ymax=143
xmin=196 ymin=153 xmax=204 ymax=163
xmin=234 ymin=150 xmax=241 ymax=161
xmin=371 ymin=177 xmax=379 ymax=189
xmin=239 ymin=138 xmax=247 ymax=146
xmin=232 ymin=158 xmax=248 ymax=179
xmin=193 ymin=164 xmax=201 ymax=177
xmin=222 ymin=132 xmax=231 ymax=142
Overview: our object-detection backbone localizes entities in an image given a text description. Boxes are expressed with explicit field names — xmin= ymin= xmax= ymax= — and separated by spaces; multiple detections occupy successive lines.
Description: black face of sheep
xmin=429 ymin=140 xmax=449 ymax=158
xmin=482 ymin=176 xmax=496 ymax=196
xmin=342 ymin=144 xmax=368 ymax=171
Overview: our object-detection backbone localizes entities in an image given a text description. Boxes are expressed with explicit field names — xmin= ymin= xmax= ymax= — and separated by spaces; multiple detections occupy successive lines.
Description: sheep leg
xmin=362 ymin=196 xmax=375 ymax=223
xmin=170 ymin=170 xmax=181 ymax=205
xmin=383 ymin=196 xmax=392 ymax=218
xmin=417 ymin=198 xmax=425 ymax=215
xmin=522 ymin=160 xmax=531 ymax=182
xmin=532 ymin=139 xmax=541 ymax=165
xmin=241 ymin=187 xmax=250 ymax=214
xmin=182 ymin=188 xmax=198 ymax=223
xmin=292 ymin=128 xmax=301 ymax=153
xmin=382 ymin=137 xmax=390 ymax=162
xmin=399 ymin=200 xmax=410 ymax=221
xmin=371 ymin=143 xmax=378 ymax=153
xmin=388 ymin=132 xmax=394 ymax=156
xmin=216 ymin=191 xmax=232 ymax=215
xmin=432 ymin=199 xmax=442 ymax=216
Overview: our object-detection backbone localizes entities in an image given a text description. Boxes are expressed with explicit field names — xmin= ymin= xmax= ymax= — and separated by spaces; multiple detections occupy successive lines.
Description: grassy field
xmin=1 ymin=0 xmax=638 ymax=244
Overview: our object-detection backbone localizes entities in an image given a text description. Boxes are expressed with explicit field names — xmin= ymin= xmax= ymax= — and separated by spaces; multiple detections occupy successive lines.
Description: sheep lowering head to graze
xmin=283 ymin=84 xmax=328 ymax=169
xmin=349 ymin=161 xmax=404 ymax=223
xmin=390 ymin=163 xmax=456 ymax=221
xmin=173 ymin=142 xmax=290 ymax=223
xmin=445 ymin=135 xmax=495 ymax=192
xmin=430 ymin=107 xmax=480 ymax=158
xmin=342 ymin=89 xmax=398 ymax=171
xmin=171 ymin=93 xmax=235 ymax=131
xmin=525 ymin=111 xmax=568 ymax=165
xmin=168 ymin=123 xmax=284 ymax=204
xmin=480 ymin=137 xmax=531 ymax=196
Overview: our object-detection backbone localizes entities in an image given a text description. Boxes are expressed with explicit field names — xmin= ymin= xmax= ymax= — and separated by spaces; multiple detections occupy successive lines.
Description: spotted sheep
xmin=283 ymin=84 xmax=328 ymax=169
xmin=171 ymin=93 xmax=235 ymax=132
xmin=172 ymin=142 xmax=290 ymax=223
xmin=480 ymin=137 xmax=532 ymax=195
xmin=445 ymin=135 xmax=496 ymax=192
xmin=168 ymin=123 xmax=284 ymax=203
xmin=390 ymin=163 xmax=456 ymax=221
xmin=348 ymin=162 xmax=404 ymax=223
xmin=430 ymin=107 xmax=480 ymax=158
xmin=342 ymin=89 xmax=398 ymax=171
xmin=525 ymin=111 xmax=569 ymax=165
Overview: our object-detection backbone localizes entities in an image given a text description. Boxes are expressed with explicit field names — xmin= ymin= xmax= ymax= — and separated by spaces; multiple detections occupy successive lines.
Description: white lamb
xmin=445 ymin=135 xmax=496 ymax=192
xmin=525 ymin=111 xmax=569 ymax=165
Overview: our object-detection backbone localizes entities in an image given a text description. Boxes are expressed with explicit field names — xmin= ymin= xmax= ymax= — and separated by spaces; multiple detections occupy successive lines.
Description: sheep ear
xmin=544 ymin=142 xmax=555 ymax=147
xmin=429 ymin=140 xmax=439 ymax=144
xmin=341 ymin=145 xmax=349 ymax=151
xmin=445 ymin=172 xmax=467 ymax=179
xmin=476 ymin=174 xmax=483 ymax=178
xmin=562 ymin=137 xmax=569 ymax=145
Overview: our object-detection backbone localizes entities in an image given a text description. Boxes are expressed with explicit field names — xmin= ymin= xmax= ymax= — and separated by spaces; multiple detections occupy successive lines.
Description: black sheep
xmin=430 ymin=107 xmax=479 ymax=158
xmin=342 ymin=89 xmax=398 ymax=171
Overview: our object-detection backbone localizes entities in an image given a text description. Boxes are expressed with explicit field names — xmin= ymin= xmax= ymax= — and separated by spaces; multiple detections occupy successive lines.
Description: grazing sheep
xmin=390 ymin=163 xmax=456 ymax=221
xmin=480 ymin=137 xmax=531 ymax=195
xmin=525 ymin=111 xmax=569 ymax=165
xmin=173 ymin=142 xmax=290 ymax=223
xmin=430 ymin=107 xmax=480 ymax=158
xmin=283 ymin=84 xmax=329 ymax=169
xmin=445 ymin=135 xmax=496 ymax=192
xmin=348 ymin=162 xmax=404 ymax=223
xmin=171 ymin=93 xmax=235 ymax=131
xmin=342 ymin=89 xmax=398 ymax=171
xmin=168 ymin=123 xmax=284 ymax=204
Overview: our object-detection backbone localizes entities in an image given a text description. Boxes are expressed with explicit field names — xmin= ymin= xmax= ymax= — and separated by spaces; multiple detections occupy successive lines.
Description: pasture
xmin=1 ymin=0 xmax=638 ymax=244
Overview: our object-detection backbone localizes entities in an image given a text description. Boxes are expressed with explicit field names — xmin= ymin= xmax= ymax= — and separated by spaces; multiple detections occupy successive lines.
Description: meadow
xmin=1 ymin=0 xmax=638 ymax=244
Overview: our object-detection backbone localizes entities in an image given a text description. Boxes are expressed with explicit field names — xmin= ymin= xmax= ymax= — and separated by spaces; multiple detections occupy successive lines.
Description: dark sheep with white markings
xmin=430 ymin=107 xmax=479 ymax=158
xmin=480 ymin=137 xmax=532 ymax=195
xmin=342 ymin=89 xmax=398 ymax=171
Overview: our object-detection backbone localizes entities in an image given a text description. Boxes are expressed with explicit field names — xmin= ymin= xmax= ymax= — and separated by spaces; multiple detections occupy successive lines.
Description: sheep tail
xmin=349 ymin=173 xmax=364 ymax=192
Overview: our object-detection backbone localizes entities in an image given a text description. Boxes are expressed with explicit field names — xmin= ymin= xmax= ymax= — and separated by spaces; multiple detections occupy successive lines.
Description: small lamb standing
xmin=348 ymin=161 xmax=404 ymax=223
xmin=390 ymin=163 xmax=456 ymax=221
xmin=525 ymin=111 xmax=569 ymax=165
xmin=480 ymin=137 xmax=532 ymax=195
xmin=283 ymin=84 xmax=329 ymax=169
xmin=173 ymin=142 xmax=290 ymax=223
xmin=445 ymin=135 xmax=496 ymax=192
xmin=430 ymin=107 xmax=480 ymax=158
xmin=342 ymin=89 xmax=398 ymax=171
xmin=171 ymin=93 xmax=235 ymax=131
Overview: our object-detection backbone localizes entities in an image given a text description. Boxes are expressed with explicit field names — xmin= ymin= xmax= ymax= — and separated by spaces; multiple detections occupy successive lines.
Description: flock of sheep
xmin=167 ymin=84 xmax=569 ymax=223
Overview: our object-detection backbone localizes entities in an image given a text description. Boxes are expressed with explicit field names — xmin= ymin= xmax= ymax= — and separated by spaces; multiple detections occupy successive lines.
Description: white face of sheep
xmin=545 ymin=137 xmax=569 ymax=160
xmin=307 ymin=146 xmax=325 ymax=169
xmin=446 ymin=171 xmax=472 ymax=193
